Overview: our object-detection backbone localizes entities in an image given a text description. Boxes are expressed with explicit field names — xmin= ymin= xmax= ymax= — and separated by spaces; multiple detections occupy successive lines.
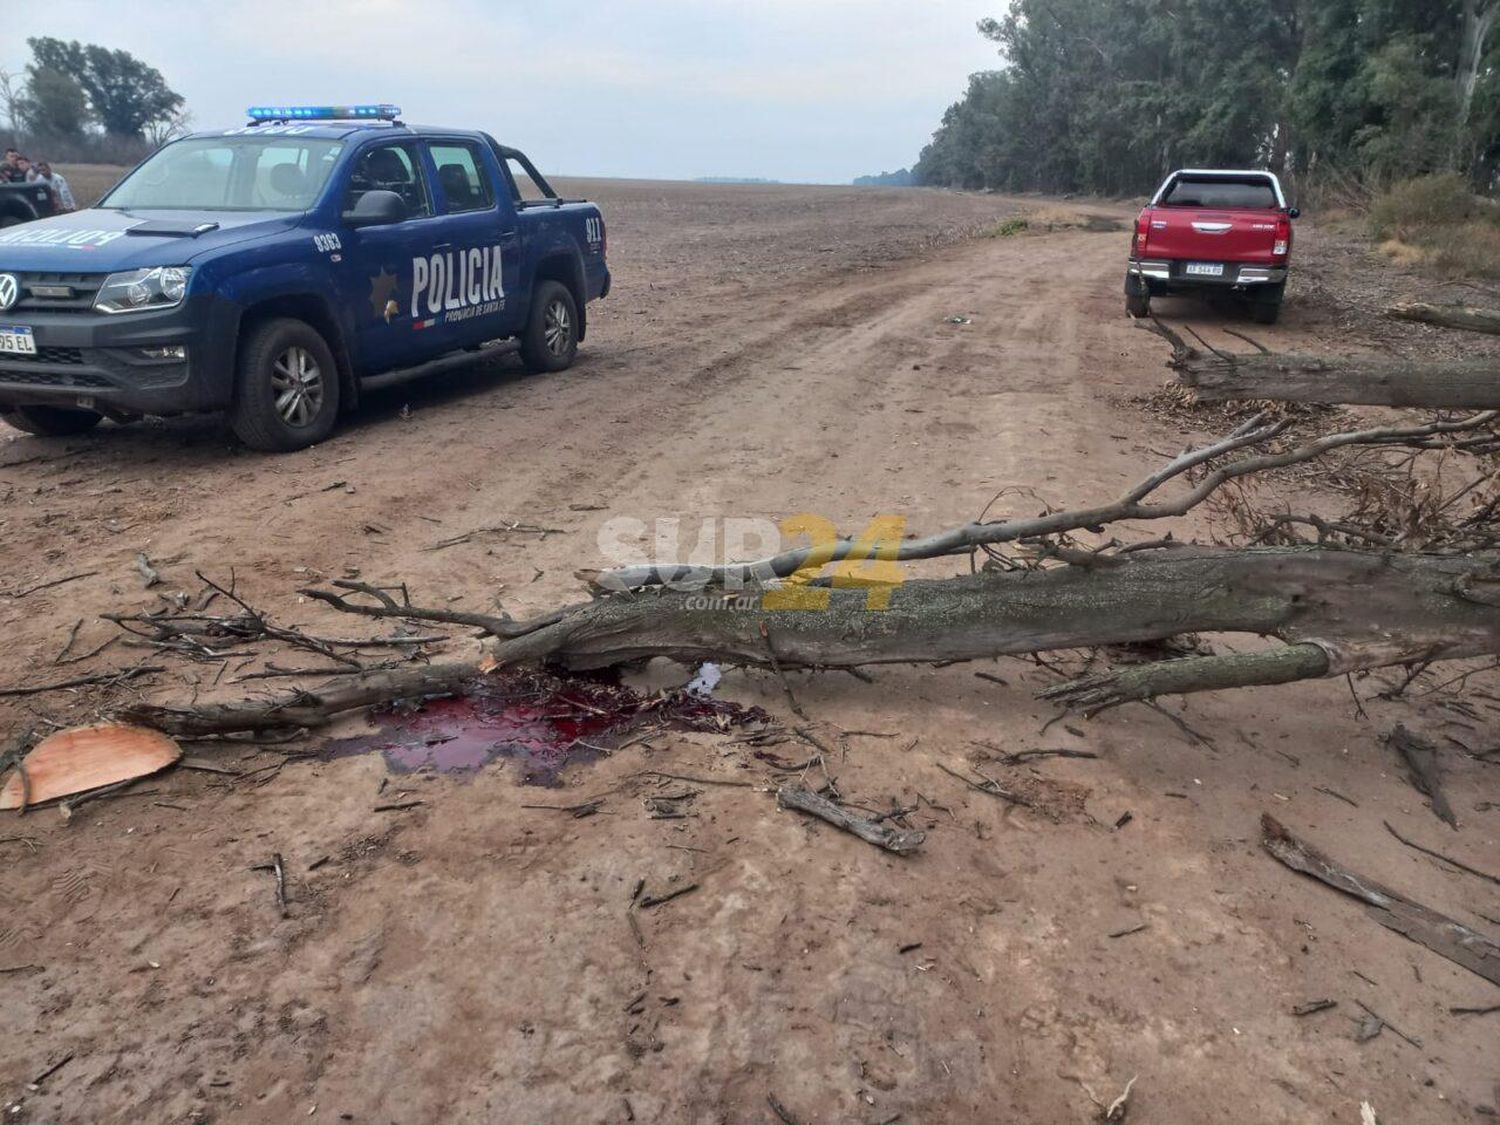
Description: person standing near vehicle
xmin=0 ymin=149 xmax=26 ymax=183
xmin=31 ymin=162 xmax=75 ymax=211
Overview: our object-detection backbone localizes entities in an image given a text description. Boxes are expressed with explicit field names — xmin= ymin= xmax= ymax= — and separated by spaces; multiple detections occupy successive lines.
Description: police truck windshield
xmin=100 ymin=136 xmax=345 ymax=212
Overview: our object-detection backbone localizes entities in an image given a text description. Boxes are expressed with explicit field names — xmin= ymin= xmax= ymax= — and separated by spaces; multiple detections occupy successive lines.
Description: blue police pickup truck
xmin=0 ymin=104 xmax=610 ymax=451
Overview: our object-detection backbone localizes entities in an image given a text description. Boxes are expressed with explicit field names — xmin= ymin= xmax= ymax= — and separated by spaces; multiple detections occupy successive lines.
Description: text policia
xmin=411 ymin=243 xmax=506 ymax=325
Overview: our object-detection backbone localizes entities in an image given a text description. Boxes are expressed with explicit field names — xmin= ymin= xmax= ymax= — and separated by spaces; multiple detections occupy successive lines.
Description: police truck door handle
xmin=432 ymin=241 xmax=453 ymax=251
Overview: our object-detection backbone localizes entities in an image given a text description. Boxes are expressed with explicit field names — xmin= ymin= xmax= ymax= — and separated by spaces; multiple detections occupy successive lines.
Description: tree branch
xmin=598 ymin=413 xmax=1495 ymax=591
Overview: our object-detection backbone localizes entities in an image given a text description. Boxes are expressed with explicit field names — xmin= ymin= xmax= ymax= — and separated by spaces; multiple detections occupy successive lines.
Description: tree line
xmin=1 ymin=37 xmax=187 ymax=162
xmin=914 ymin=1 xmax=1500 ymax=197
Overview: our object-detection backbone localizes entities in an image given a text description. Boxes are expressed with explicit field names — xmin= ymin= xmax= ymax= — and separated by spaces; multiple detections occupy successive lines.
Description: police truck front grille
xmin=30 ymin=346 xmax=86 ymax=365
xmin=13 ymin=272 xmax=107 ymax=314
xmin=0 ymin=345 xmax=86 ymax=365
xmin=0 ymin=366 xmax=112 ymax=389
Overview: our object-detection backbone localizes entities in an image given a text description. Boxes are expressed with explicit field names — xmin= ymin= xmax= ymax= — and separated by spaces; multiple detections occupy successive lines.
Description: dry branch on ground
xmin=1386 ymin=300 xmax=1500 ymax=336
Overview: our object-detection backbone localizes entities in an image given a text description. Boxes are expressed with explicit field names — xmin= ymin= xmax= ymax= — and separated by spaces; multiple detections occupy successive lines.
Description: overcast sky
xmin=6 ymin=1 xmax=1002 ymax=183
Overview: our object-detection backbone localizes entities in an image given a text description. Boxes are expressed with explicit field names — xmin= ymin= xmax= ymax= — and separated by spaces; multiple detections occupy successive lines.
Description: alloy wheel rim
xmin=543 ymin=299 xmax=572 ymax=356
xmin=270 ymin=346 xmax=324 ymax=427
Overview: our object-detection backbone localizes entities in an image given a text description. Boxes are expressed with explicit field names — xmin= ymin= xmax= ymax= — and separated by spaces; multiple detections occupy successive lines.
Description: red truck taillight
xmin=1134 ymin=213 xmax=1151 ymax=255
xmin=1273 ymin=217 xmax=1291 ymax=258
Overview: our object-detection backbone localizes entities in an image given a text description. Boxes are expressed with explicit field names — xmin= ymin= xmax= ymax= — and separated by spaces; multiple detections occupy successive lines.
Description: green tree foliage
xmin=21 ymin=69 xmax=92 ymax=138
xmin=853 ymin=168 xmax=916 ymax=186
xmin=26 ymin=37 xmax=184 ymax=139
xmin=916 ymin=0 xmax=1500 ymax=194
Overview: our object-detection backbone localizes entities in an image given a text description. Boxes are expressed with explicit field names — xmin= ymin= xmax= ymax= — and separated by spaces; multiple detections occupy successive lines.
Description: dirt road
xmin=3 ymin=180 xmax=1496 ymax=1123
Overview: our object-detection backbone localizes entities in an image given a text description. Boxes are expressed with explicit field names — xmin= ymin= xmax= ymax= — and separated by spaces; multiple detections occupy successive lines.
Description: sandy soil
xmin=2 ymin=179 xmax=1498 ymax=1124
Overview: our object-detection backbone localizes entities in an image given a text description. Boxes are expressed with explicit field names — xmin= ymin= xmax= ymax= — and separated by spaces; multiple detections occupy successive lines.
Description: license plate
xmin=0 ymin=326 xmax=36 ymax=355
xmin=1185 ymin=262 xmax=1224 ymax=277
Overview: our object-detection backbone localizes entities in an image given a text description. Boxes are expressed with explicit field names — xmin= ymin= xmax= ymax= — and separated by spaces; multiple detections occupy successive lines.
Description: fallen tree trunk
xmin=489 ymin=547 xmax=1500 ymax=675
xmin=109 ymin=413 xmax=1500 ymax=738
xmin=1178 ymin=351 xmax=1500 ymax=409
xmin=1387 ymin=300 xmax=1500 ymax=336
xmin=121 ymin=547 xmax=1500 ymax=735
xmin=1150 ymin=319 xmax=1500 ymax=409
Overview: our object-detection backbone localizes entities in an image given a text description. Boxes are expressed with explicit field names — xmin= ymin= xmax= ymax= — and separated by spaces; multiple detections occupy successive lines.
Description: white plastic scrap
xmin=686 ymin=662 xmax=722 ymax=697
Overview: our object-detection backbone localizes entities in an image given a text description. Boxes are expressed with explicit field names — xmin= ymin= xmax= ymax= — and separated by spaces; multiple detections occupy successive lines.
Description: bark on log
xmin=1179 ymin=351 xmax=1500 ymax=409
xmin=1387 ymin=300 xmax=1500 ymax=336
xmin=116 ymin=663 xmax=474 ymax=737
xmin=1148 ymin=318 xmax=1500 ymax=408
xmin=491 ymin=548 xmax=1500 ymax=676
xmin=1040 ymin=644 xmax=1331 ymax=714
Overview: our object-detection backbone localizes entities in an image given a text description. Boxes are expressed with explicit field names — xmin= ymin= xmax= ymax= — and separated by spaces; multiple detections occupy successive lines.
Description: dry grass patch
xmin=1369 ymin=174 xmax=1500 ymax=279
xmin=985 ymin=206 xmax=1123 ymax=238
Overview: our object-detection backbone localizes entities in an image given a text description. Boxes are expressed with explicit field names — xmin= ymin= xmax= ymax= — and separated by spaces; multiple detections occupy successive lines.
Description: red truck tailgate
xmin=1144 ymin=207 xmax=1285 ymax=265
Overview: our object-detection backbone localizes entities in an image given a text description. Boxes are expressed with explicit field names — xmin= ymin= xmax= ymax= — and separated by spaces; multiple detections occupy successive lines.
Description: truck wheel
xmin=229 ymin=317 xmax=340 ymax=452
xmin=1124 ymin=273 xmax=1151 ymax=318
xmin=520 ymin=281 xmax=579 ymax=373
xmin=0 ymin=405 xmax=102 ymax=436
xmin=1250 ymin=283 xmax=1285 ymax=326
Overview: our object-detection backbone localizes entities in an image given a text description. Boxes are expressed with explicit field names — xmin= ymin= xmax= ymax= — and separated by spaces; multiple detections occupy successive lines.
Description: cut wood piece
xmin=1386 ymin=300 xmax=1500 ymax=336
xmin=1261 ymin=813 xmax=1500 ymax=987
xmin=1386 ymin=724 xmax=1457 ymax=828
xmin=777 ymin=785 xmax=925 ymax=854
xmin=0 ymin=724 xmax=181 ymax=810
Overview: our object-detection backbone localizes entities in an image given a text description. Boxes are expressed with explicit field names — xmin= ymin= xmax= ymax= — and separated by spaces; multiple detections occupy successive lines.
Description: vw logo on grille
xmin=0 ymin=274 xmax=18 ymax=312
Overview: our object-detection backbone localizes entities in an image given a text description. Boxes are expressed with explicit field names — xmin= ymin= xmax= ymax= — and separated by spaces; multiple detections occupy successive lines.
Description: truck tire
xmin=1250 ymin=283 xmax=1285 ymax=325
xmin=1124 ymin=273 xmax=1151 ymax=318
xmin=229 ymin=317 xmax=340 ymax=452
xmin=0 ymin=404 xmax=102 ymax=436
xmin=519 ymin=281 xmax=579 ymax=373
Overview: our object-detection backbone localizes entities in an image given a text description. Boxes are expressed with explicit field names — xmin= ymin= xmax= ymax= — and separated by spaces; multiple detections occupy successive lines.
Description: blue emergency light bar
xmin=246 ymin=104 xmax=401 ymax=122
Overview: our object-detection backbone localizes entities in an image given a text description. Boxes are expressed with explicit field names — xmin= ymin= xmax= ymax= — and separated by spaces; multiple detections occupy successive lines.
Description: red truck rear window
xmin=1160 ymin=176 xmax=1278 ymax=209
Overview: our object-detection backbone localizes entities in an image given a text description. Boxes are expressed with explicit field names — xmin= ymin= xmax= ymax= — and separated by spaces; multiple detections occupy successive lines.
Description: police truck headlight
xmin=94 ymin=267 xmax=192 ymax=314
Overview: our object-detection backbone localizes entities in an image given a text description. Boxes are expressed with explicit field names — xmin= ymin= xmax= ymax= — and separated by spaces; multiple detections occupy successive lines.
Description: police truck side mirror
xmin=343 ymin=189 xmax=408 ymax=228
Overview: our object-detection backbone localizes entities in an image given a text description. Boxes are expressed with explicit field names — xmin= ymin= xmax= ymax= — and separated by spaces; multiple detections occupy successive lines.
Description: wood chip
xmin=0 ymin=724 xmax=181 ymax=810
xmin=1261 ymin=814 xmax=1500 ymax=987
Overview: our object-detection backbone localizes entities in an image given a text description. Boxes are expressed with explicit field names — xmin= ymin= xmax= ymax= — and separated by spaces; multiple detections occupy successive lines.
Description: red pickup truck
xmin=1125 ymin=169 xmax=1298 ymax=324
